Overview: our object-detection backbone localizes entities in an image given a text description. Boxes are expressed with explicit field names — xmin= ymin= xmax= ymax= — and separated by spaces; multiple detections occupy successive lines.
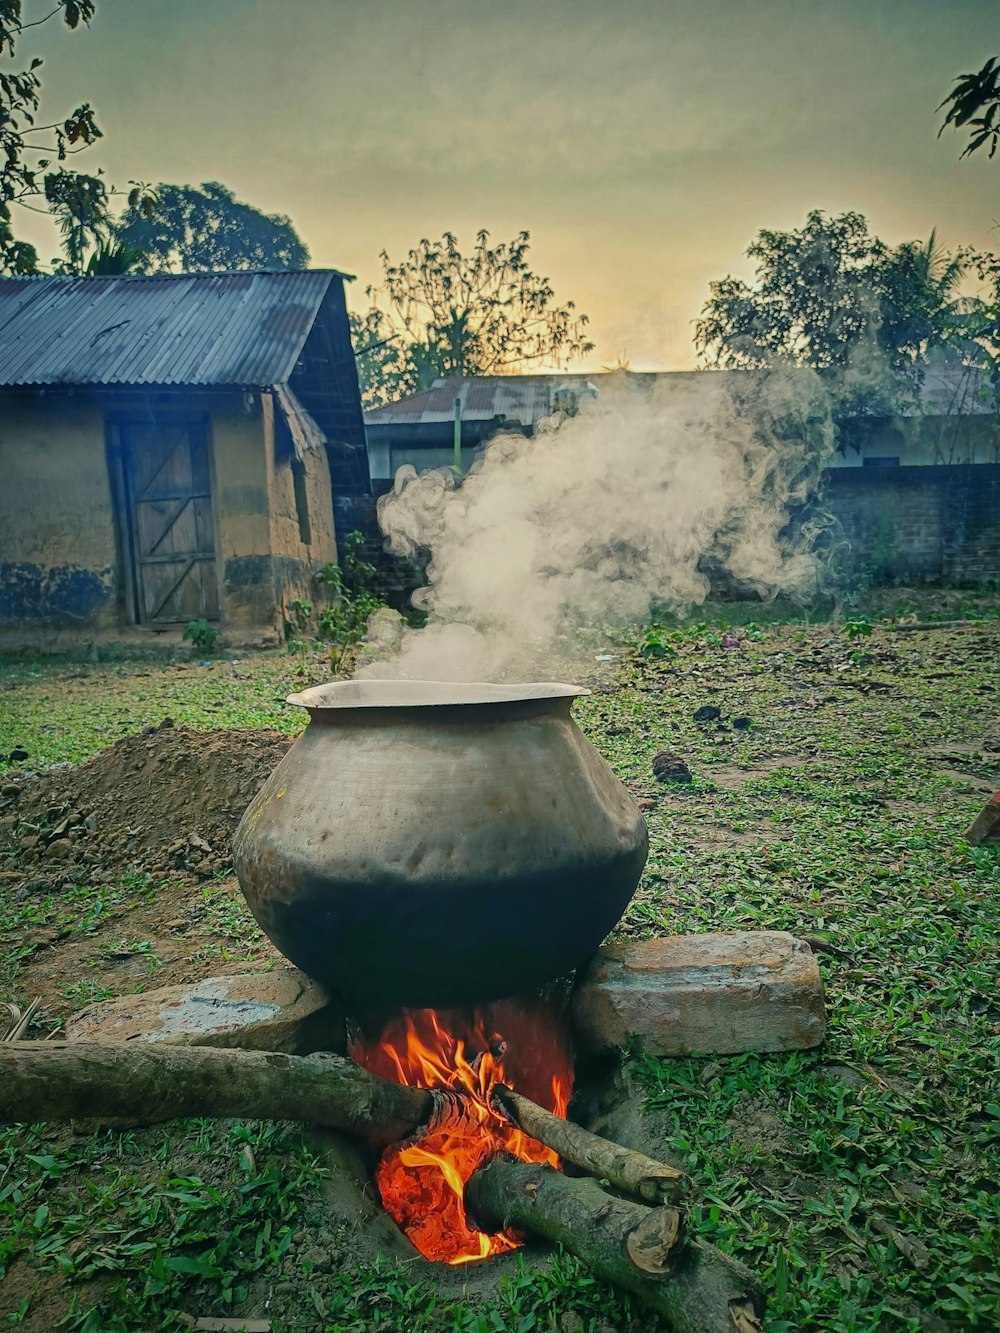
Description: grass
xmin=1 ymin=613 xmax=999 ymax=1330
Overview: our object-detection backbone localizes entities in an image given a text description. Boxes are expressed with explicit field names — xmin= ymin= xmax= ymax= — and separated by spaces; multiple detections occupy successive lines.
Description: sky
xmin=13 ymin=0 xmax=1000 ymax=370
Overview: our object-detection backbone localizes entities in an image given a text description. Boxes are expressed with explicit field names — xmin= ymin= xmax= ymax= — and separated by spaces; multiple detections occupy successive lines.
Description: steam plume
xmin=361 ymin=372 xmax=835 ymax=682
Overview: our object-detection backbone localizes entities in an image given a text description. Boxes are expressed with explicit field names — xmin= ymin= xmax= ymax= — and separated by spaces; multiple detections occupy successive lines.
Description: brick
xmin=964 ymin=792 xmax=1000 ymax=847
xmin=63 ymin=968 xmax=343 ymax=1054
xmin=571 ymin=932 xmax=825 ymax=1057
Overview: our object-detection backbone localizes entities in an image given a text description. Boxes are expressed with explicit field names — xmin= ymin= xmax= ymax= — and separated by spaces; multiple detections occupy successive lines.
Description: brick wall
xmin=824 ymin=464 xmax=1000 ymax=586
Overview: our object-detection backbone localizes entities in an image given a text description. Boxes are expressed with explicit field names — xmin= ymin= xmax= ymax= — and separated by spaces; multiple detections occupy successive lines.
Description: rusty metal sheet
xmin=0 ymin=270 xmax=352 ymax=388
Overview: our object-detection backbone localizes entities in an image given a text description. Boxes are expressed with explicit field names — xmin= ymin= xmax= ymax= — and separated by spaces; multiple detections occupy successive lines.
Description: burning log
xmin=0 ymin=1043 xmax=432 ymax=1149
xmin=466 ymin=1158 xmax=764 ymax=1333
xmin=492 ymin=1083 xmax=689 ymax=1205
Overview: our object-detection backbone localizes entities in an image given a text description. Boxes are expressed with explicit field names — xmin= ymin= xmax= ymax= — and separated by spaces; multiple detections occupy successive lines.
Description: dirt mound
xmin=0 ymin=721 xmax=292 ymax=889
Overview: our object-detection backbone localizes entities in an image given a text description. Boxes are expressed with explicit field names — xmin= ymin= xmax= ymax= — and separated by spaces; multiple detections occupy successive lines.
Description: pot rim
xmin=287 ymin=679 xmax=589 ymax=712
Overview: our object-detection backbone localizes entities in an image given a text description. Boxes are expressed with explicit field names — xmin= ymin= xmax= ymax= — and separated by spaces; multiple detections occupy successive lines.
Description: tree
xmin=694 ymin=211 xmax=967 ymax=417
xmin=939 ymin=57 xmax=1000 ymax=159
xmin=352 ymin=229 xmax=594 ymax=408
xmin=1 ymin=0 xmax=102 ymax=273
xmin=114 ymin=181 xmax=308 ymax=273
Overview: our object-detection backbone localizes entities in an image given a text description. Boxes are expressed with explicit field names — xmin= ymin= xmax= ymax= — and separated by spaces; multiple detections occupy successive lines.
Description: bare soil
xmin=0 ymin=723 xmax=292 ymax=1020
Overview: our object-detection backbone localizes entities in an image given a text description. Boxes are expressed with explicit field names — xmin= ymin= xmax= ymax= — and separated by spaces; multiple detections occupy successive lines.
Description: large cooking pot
xmin=233 ymin=679 xmax=648 ymax=1009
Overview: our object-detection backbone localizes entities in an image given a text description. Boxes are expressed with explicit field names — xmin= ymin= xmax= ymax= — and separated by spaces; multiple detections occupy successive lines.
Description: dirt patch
xmin=0 ymin=721 xmax=292 ymax=889
xmin=0 ymin=724 xmax=293 ymax=1021
xmin=725 ymin=1093 xmax=791 ymax=1158
xmin=706 ymin=756 xmax=816 ymax=790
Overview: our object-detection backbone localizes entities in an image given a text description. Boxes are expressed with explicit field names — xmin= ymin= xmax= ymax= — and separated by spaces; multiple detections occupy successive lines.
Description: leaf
xmin=164 ymin=1253 xmax=225 ymax=1277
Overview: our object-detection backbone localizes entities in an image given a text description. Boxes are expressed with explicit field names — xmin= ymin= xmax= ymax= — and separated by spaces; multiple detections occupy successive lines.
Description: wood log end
xmin=625 ymin=1206 xmax=685 ymax=1275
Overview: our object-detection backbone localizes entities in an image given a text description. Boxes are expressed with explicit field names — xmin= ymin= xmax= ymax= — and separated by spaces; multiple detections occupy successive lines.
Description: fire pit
xmin=351 ymin=997 xmax=574 ymax=1264
xmin=232 ymin=680 xmax=649 ymax=1010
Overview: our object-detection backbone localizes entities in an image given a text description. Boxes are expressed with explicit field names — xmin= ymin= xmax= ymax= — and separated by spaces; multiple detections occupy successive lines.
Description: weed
xmin=182 ymin=619 xmax=221 ymax=654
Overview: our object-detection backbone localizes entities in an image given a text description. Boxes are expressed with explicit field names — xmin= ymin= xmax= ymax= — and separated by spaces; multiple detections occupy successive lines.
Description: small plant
xmin=285 ymin=599 xmax=313 ymax=639
xmin=183 ymin=618 xmax=221 ymax=653
xmin=315 ymin=530 xmax=387 ymax=652
xmin=842 ymin=617 xmax=874 ymax=640
xmin=637 ymin=625 xmax=678 ymax=660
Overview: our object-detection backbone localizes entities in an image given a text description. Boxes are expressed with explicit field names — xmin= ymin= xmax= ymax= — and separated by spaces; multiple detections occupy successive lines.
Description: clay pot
xmin=233 ymin=680 xmax=648 ymax=1010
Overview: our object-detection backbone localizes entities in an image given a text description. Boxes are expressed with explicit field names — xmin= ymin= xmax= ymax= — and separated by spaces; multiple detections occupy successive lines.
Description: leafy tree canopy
xmin=694 ymin=211 xmax=968 ymax=415
xmin=1 ymin=0 xmax=102 ymax=273
xmin=352 ymin=229 xmax=593 ymax=408
xmin=939 ymin=57 xmax=1000 ymax=159
xmin=114 ymin=181 xmax=308 ymax=273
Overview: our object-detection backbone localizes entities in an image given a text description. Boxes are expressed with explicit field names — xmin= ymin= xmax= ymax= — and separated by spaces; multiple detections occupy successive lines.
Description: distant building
xmin=0 ymin=270 xmax=368 ymax=645
xmin=364 ymin=365 xmax=999 ymax=489
xmin=364 ymin=367 xmax=999 ymax=588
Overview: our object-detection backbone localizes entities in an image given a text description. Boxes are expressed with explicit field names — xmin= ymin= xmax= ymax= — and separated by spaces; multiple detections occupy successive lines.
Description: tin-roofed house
xmin=0 ymin=270 xmax=368 ymax=645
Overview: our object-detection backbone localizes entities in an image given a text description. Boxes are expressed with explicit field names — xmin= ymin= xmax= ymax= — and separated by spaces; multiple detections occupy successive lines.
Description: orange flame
xmin=352 ymin=1001 xmax=572 ymax=1265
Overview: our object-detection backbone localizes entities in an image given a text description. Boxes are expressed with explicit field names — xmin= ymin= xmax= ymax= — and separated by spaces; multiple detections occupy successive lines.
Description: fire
xmin=351 ymin=1000 xmax=573 ymax=1265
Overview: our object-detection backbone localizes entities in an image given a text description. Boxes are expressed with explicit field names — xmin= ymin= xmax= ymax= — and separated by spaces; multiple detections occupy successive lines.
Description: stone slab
xmin=64 ymin=968 xmax=344 ymax=1054
xmin=571 ymin=931 xmax=825 ymax=1057
xmin=964 ymin=792 xmax=1000 ymax=847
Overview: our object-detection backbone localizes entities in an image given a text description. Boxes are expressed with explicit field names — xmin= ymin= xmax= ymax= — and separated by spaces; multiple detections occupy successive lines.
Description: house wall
xmin=0 ymin=389 xmax=339 ymax=640
xmin=192 ymin=393 xmax=337 ymax=633
xmin=0 ymin=393 xmax=120 ymax=628
xmin=825 ymin=464 xmax=1000 ymax=586
xmin=834 ymin=416 xmax=1000 ymax=468
xmin=262 ymin=392 xmax=337 ymax=621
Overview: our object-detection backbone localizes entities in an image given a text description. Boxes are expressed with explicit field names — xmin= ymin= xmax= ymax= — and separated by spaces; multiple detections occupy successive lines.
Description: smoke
xmin=360 ymin=371 xmax=836 ymax=682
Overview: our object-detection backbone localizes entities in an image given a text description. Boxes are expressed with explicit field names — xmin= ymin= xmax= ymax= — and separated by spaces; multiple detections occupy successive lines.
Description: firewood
xmin=492 ymin=1083 xmax=689 ymax=1204
xmin=466 ymin=1158 xmax=764 ymax=1333
xmin=0 ymin=1043 xmax=432 ymax=1149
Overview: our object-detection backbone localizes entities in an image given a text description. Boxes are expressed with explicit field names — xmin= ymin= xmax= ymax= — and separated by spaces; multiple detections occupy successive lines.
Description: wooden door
xmin=120 ymin=421 xmax=220 ymax=625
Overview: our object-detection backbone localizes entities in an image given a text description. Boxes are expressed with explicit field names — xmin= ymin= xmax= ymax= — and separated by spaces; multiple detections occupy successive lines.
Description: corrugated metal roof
xmin=364 ymin=374 xmax=603 ymax=427
xmin=0 ymin=269 xmax=354 ymax=388
xmin=365 ymin=365 xmax=996 ymax=428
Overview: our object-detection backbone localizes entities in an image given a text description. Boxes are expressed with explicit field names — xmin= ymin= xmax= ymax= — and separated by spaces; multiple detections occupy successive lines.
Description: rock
xmin=693 ymin=706 xmax=722 ymax=723
xmin=1 ymin=783 xmax=21 ymax=798
xmin=731 ymin=716 xmax=752 ymax=731
xmin=651 ymin=750 xmax=692 ymax=784
xmin=572 ymin=932 xmax=826 ymax=1057
xmin=64 ymin=967 xmax=344 ymax=1055
xmin=8 ymin=748 xmax=28 ymax=762
xmin=44 ymin=839 xmax=74 ymax=859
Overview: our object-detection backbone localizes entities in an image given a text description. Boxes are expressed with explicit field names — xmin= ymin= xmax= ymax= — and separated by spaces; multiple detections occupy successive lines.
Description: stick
xmin=466 ymin=1158 xmax=764 ymax=1333
xmin=0 ymin=1043 xmax=432 ymax=1149
xmin=3 ymin=996 xmax=41 ymax=1042
xmin=492 ymin=1083 xmax=689 ymax=1205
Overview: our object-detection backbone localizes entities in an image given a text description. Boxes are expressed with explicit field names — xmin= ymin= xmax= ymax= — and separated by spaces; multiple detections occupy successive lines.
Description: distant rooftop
xmin=364 ymin=364 xmax=995 ymax=428
xmin=0 ymin=269 xmax=354 ymax=389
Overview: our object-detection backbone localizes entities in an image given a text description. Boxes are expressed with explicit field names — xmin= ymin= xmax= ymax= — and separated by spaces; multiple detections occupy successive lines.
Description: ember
xmin=352 ymin=1000 xmax=573 ymax=1264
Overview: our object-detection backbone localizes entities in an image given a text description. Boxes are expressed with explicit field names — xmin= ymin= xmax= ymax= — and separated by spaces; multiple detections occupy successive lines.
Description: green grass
xmin=1 ymin=617 xmax=999 ymax=1330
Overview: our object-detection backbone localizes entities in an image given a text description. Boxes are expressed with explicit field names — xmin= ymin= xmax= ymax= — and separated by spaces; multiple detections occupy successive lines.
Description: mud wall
xmin=263 ymin=392 xmax=337 ymax=623
xmin=0 ymin=392 xmax=119 ymax=629
xmin=198 ymin=394 xmax=337 ymax=634
xmin=0 ymin=389 xmax=340 ymax=642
